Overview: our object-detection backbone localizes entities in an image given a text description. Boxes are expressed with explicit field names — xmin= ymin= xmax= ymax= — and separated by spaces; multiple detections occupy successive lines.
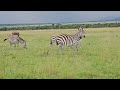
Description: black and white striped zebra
xmin=4 ymin=34 xmax=27 ymax=49
xmin=47 ymin=26 xmax=85 ymax=54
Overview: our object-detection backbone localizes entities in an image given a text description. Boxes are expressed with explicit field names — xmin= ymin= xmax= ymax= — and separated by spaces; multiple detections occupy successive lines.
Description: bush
xmin=0 ymin=22 xmax=120 ymax=31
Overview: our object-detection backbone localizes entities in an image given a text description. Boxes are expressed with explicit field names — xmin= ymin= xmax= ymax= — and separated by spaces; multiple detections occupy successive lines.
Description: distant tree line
xmin=0 ymin=22 xmax=120 ymax=31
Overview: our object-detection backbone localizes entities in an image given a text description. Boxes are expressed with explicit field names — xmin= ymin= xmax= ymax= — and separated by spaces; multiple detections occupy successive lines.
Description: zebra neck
xmin=18 ymin=37 xmax=25 ymax=43
xmin=72 ymin=31 xmax=81 ymax=39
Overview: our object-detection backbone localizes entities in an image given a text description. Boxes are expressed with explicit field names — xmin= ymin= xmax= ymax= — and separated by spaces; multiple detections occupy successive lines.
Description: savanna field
xmin=0 ymin=28 xmax=120 ymax=79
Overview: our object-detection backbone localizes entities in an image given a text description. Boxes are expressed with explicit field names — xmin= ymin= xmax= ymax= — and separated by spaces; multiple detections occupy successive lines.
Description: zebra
xmin=4 ymin=34 xmax=27 ymax=49
xmin=47 ymin=26 xmax=85 ymax=54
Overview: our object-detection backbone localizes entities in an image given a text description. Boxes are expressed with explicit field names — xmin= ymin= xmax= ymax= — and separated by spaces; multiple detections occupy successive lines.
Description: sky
xmin=0 ymin=11 xmax=120 ymax=24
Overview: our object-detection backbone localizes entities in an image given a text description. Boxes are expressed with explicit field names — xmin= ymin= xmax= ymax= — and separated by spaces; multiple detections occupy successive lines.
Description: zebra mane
xmin=18 ymin=37 xmax=26 ymax=43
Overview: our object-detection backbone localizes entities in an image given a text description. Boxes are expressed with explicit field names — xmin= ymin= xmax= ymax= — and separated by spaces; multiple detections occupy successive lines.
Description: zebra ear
xmin=81 ymin=26 xmax=84 ymax=31
xmin=81 ymin=26 xmax=83 ymax=29
xmin=80 ymin=26 xmax=83 ymax=32
xmin=78 ymin=26 xmax=82 ymax=31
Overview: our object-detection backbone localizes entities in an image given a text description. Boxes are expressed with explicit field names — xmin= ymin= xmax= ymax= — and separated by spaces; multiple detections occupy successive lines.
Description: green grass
xmin=0 ymin=28 xmax=120 ymax=79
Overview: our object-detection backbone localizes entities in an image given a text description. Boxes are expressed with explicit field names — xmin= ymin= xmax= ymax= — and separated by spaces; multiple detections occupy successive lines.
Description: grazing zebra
xmin=4 ymin=34 xmax=27 ymax=49
xmin=47 ymin=27 xmax=85 ymax=54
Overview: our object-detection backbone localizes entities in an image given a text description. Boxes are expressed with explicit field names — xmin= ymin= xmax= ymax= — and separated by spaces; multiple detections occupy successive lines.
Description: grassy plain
xmin=0 ymin=28 xmax=120 ymax=79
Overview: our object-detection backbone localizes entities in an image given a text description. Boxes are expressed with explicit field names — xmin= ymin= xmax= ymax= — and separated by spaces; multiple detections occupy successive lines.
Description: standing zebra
xmin=47 ymin=26 xmax=85 ymax=54
xmin=4 ymin=34 xmax=27 ymax=49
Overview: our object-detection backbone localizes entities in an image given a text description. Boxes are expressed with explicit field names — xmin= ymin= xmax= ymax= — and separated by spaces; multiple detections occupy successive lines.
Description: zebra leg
xmin=47 ymin=35 xmax=56 ymax=55
xmin=71 ymin=45 xmax=78 ymax=55
xmin=9 ymin=43 xmax=13 ymax=48
xmin=46 ymin=42 xmax=54 ymax=55
xmin=70 ymin=46 xmax=75 ymax=51
xmin=78 ymin=41 xmax=81 ymax=48
xmin=8 ymin=43 xmax=12 ymax=49
xmin=75 ymin=41 xmax=80 ymax=54
xmin=76 ymin=41 xmax=81 ymax=54
xmin=17 ymin=42 xmax=19 ymax=47
xmin=76 ymin=45 xmax=79 ymax=52
xmin=71 ymin=42 xmax=79 ymax=54
xmin=47 ymin=45 xmax=52 ymax=55
xmin=58 ymin=44 xmax=64 ymax=55
xmin=70 ymin=46 xmax=76 ymax=54
xmin=47 ymin=37 xmax=56 ymax=55
xmin=14 ymin=44 xmax=16 ymax=48
xmin=10 ymin=43 xmax=12 ymax=46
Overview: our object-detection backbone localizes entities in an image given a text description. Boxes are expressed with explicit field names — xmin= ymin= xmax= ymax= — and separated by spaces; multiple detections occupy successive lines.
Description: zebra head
xmin=18 ymin=37 xmax=27 ymax=49
xmin=20 ymin=40 xmax=27 ymax=49
xmin=22 ymin=41 xmax=27 ymax=49
xmin=78 ymin=26 xmax=85 ymax=39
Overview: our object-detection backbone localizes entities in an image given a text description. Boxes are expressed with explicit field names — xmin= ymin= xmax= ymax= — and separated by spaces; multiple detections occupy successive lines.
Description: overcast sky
xmin=0 ymin=11 xmax=120 ymax=24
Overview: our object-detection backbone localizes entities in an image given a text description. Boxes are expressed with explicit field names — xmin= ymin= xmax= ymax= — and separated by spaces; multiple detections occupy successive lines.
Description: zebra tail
xmin=4 ymin=38 xmax=7 ymax=41
xmin=50 ymin=39 xmax=52 ymax=45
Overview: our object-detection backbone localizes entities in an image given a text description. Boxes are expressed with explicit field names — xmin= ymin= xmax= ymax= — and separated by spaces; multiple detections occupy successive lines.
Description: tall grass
xmin=0 ymin=28 xmax=120 ymax=79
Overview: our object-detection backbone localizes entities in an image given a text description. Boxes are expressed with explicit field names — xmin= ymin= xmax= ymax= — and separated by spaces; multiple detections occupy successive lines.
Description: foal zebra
xmin=47 ymin=27 xmax=85 ymax=54
xmin=4 ymin=34 xmax=27 ymax=49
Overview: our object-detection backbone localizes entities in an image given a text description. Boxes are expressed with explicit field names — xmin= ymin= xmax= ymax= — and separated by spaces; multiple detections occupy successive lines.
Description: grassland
xmin=0 ymin=28 xmax=120 ymax=79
